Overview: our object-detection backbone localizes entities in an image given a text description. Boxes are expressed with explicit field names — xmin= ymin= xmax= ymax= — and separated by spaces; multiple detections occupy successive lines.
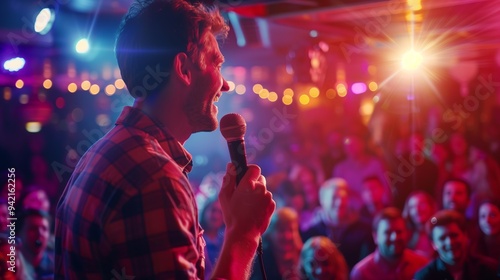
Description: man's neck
xmin=133 ymin=98 xmax=190 ymax=143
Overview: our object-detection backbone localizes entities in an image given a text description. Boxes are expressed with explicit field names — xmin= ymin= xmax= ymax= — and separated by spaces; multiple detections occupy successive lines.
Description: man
xmin=302 ymin=178 xmax=375 ymax=270
xmin=359 ymin=176 xmax=391 ymax=225
xmin=414 ymin=210 xmax=498 ymax=280
xmin=19 ymin=209 xmax=54 ymax=279
xmin=350 ymin=207 xmax=428 ymax=280
xmin=55 ymin=1 xmax=275 ymax=279
xmin=442 ymin=178 xmax=471 ymax=216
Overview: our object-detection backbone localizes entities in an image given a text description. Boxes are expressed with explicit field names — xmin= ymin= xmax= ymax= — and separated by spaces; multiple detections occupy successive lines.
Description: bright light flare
xmin=3 ymin=57 xmax=25 ymax=72
xmin=76 ymin=39 xmax=90 ymax=54
xmin=401 ymin=50 xmax=423 ymax=70
xmin=34 ymin=8 xmax=55 ymax=35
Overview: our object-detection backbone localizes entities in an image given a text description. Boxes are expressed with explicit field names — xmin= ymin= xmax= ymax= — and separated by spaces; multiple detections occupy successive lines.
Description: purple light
xmin=3 ymin=57 xmax=25 ymax=72
xmin=351 ymin=82 xmax=367 ymax=94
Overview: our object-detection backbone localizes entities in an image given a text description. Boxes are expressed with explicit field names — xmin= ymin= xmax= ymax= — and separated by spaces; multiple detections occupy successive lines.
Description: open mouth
xmin=214 ymin=93 xmax=221 ymax=102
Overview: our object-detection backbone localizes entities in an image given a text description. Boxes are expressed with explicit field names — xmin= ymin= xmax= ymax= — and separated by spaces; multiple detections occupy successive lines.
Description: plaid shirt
xmin=55 ymin=106 xmax=205 ymax=279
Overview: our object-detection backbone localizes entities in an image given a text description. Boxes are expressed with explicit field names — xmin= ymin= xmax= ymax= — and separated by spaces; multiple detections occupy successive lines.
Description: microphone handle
xmin=227 ymin=140 xmax=248 ymax=186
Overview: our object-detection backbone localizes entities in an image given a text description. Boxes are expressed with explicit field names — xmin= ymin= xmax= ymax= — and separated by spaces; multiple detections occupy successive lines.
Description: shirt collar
xmin=115 ymin=106 xmax=193 ymax=174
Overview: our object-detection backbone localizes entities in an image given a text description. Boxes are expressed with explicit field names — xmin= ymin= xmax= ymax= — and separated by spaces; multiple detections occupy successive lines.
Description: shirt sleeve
xmin=104 ymin=175 xmax=202 ymax=279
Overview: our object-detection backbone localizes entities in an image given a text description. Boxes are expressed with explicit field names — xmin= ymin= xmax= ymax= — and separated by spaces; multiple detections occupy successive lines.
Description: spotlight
xmin=75 ymin=38 xmax=90 ymax=54
xmin=3 ymin=57 xmax=26 ymax=72
xmin=401 ymin=50 xmax=423 ymax=70
xmin=34 ymin=8 xmax=55 ymax=35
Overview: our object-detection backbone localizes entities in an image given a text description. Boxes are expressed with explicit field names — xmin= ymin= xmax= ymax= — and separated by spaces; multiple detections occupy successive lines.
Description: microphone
xmin=220 ymin=113 xmax=248 ymax=185
xmin=219 ymin=113 xmax=268 ymax=280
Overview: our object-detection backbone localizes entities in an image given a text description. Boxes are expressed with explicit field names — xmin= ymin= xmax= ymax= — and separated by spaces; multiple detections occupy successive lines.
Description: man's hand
xmin=218 ymin=163 xmax=275 ymax=241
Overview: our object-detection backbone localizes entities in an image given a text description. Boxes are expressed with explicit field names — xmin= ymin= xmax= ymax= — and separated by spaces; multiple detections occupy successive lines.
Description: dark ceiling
xmin=1 ymin=0 xmax=499 ymax=76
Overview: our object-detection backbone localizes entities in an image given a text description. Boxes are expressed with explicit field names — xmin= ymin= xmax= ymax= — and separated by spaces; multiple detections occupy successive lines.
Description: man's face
xmin=479 ymin=203 xmax=500 ymax=236
xmin=408 ymin=194 xmax=433 ymax=226
xmin=442 ymin=181 xmax=469 ymax=213
xmin=330 ymin=189 xmax=349 ymax=224
xmin=361 ymin=179 xmax=385 ymax=211
xmin=375 ymin=218 xmax=408 ymax=260
xmin=184 ymin=32 xmax=229 ymax=133
xmin=20 ymin=216 xmax=50 ymax=256
xmin=432 ymin=223 xmax=468 ymax=266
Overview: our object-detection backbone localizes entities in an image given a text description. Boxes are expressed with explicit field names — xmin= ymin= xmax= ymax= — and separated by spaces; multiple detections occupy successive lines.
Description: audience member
xmin=470 ymin=198 xmax=500 ymax=263
xmin=289 ymin=164 xmax=322 ymax=232
xmin=414 ymin=210 xmax=498 ymax=280
xmin=251 ymin=207 xmax=303 ymax=280
xmin=402 ymin=191 xmax=437 ymax=258
xmin=199 ymin=196 xmax=225 ymax=279
xmin=303 ymin=178 xmax=375 ymax=270
xmin=390 ymin=133 xmax=439 ymax=209
xmin=299 ymin=236 xmax=348 ymax=280
xmin=333 ymin=132 xmax=390 ymax=210
xmin=351 ymin=207 xmax=429 ymax=280
xmin=18 ymin=209 xmax=54 ymax=279
xmin=20 ymin=186 xmax=51 ymax=213
xmin=360 ymin=176 xmax=392 ymax=225
xmin=319 ymin=129 xmax=346 ymax=180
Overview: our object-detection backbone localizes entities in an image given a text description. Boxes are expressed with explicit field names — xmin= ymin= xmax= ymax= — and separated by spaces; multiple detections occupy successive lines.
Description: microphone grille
xmin=220 ymin=113 xmax=246 ymax=141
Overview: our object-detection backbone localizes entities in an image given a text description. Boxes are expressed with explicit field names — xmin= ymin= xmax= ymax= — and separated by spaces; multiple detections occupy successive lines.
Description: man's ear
xmin=172 ymin=52 xmax=191 ymax=86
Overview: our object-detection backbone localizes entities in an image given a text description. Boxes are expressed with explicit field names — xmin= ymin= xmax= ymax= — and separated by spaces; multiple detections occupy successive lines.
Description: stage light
xmin=68 ymin=83 xmax=77 ymax=93
xmin=3 ymin=57 xmax=25 ymax=72
xmin=268 ymin=92 xmax=278 ymax=102
xmin=401 ymin=50 xmax=423 ymax=70
xmin=114 ymin=79 xmax=125 ymax=89
xmin=336 ymin=84 xmax=347 ymax=97
xmin=15 ymin=79 xmax=24 ymax=89
xmin=235 ymin=85 xmax=246 ymax=95
xmin=351 ymin=83 xmax=367 ymax=94
xmin=43 ymin=79 xmax=52 ymax=89
xmin=299 ymin=94 xmax=310 ymax=105
xmin=89 ymin=84 xmax=100 ymax=95
xmin=283 ymin=88 xmax=294 ymax=96
xmin=258 ymin=89 xmax=269 ymax=99
xmin=227 ymin=81 xmax=235 ymax=91
xmin=309 ymin=87 xmax=320 ymax=98
xmin=26 ymin=122 xmax=42 ymax=133
xmin=34 ymin=8 xmax=55 ymax=35
xmin=326 ymin=89 xmax=336 ymax=99
xmin=369 ymin=82 xmax=378 ymax=91
xmin=105 ymin=85 xmax=116 ymax=96
xmin=253 ymin=84 xmax=263 ymax=94
xmin=81 ymin=80 xmax=91 ymax=90
xmin=76 ymin=38 xmax=90 ymax=54
xmin=282 ymin=95 xmax=293 ymax=105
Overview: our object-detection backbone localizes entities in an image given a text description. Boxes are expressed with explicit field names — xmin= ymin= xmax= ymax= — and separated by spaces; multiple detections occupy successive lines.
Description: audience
xmin=251 ymin=207 xmax=303 ymax=280
xmin=351 ymin=207 xmax=429 ymax=280
xmin=414 ymin=210 xmax=498 ymax=280
xmin=470 ymin=198 xmax=500 ymax=263
xmin=402 ymin=191 xmax=437 ymax=258
xmin=299 ymin=236 xmax=348 ymax=280
xmin=18 ymin=209 xmax=54 ymax=280
xmin=20 ymin=186 xmax=51 ymax=213
xmin=359 ymin=176 xmax=392 ymax=225
xmin=332 ymin=131 xmax=390 ymax=211
xmin=302 ymin=178 xmax=375 ymax=271
xmin=199 ymin=196 xmax=225 ymax=279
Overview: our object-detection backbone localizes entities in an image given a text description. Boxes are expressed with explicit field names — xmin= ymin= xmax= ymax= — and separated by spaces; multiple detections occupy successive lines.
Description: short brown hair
xmin=372 ymin=207 xmax=404 ymax=232
xmin=115 ymin=0 xmax=229 ymax=98
xmin=426 ymin=210 xmax=466 ymax=239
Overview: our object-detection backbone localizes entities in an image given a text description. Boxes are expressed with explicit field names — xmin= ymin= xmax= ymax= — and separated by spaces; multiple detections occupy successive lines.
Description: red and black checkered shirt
xmin=55 ymin=106 xmax=206 ymax=279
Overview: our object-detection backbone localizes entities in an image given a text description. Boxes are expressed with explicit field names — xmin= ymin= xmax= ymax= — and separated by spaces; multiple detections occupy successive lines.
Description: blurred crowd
xmin=3 ymin=103 xmax=500 ymax=279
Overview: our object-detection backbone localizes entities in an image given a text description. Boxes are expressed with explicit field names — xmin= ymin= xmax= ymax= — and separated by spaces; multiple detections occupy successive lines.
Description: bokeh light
xmin=299 ymin=94 xmax=310 ymax=105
